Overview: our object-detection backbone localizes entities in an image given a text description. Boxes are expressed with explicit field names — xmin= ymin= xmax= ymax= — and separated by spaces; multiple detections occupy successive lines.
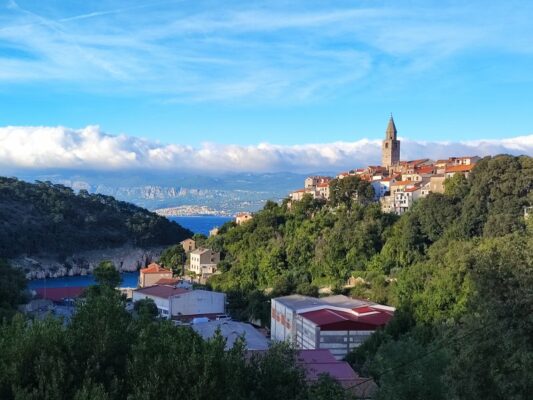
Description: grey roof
xmin=191 ymin=247 xmax=217 ymax=255
xmin=192 ymin=321 xmax=269 ymax=350
xmin=274 ymin=295 xmax=372 ymax=312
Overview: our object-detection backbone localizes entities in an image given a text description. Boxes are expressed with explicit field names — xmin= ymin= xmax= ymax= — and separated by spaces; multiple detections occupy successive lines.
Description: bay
xmin=27 ymin=272 xmax=139 ymax=289
xmin=169 ymin=215 xmax=232 ymax=236
xmin=28 ymin=216 xmax=232 ymax=289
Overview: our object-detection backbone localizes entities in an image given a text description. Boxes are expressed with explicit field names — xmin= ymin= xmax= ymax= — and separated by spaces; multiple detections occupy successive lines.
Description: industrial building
xmin=132 ymin=285 xmax=226 ymax=320
xmin=271 ymin=295 xmax=394 ymax=359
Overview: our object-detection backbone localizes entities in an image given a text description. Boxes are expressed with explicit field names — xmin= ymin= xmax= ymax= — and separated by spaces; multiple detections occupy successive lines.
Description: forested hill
xmin=0 ymin=177 xmax=193 ymax=258
xmin=204 ymin=154 xmax=532 ymax=400
xmin=208 ymin=155 xmax=532 ymax=295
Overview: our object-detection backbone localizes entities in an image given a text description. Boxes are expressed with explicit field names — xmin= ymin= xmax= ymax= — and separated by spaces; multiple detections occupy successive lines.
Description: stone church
xmin=381 ymin=115 xmax=400 ymax=168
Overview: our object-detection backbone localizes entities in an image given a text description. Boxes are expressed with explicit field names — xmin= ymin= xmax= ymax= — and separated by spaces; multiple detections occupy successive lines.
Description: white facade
xmin=371 ymin=180 xmax=390 ymax=199
xmin=132 ymin=288 xmax=225 ymax=319
xmin=170 ymin=290 xmax=225 ymax=317
xmin=190 ymin=248 xmax=220 ymax=275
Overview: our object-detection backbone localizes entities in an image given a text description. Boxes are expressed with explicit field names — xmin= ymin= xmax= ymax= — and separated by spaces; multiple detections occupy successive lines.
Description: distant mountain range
xmin=6 ymin=169 xmax=324 ymax=214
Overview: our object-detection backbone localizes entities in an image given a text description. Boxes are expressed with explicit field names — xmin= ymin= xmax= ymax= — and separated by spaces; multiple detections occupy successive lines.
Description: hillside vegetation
xmin=205 ymin=155 xmax=532 ymax=400
xmin=0 ymin=177 xmax=192 ymax=258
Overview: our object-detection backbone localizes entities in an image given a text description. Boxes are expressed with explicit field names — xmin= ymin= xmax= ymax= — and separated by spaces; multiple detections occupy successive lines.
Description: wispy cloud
xmin=0 ymin=125 xmax=531 ymax=173
xmin=0 ymin=1 xmax=532 ymax=101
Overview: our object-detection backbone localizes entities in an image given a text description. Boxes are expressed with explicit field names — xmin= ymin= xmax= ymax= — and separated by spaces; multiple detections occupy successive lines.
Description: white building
xmin=271 ymin=295 xmax=395 ymax=360
xmin=189 ymin=248 xmax=220 ymax=275
xmin=393 ymin=186 xmax=421 ymax=215
xmin=132 ymin=285 xmax=226 ymax=320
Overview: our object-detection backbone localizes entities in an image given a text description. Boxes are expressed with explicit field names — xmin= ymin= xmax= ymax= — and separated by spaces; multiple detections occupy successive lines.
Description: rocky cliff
xmin=10 ymin=245 xmax=165 ymax=280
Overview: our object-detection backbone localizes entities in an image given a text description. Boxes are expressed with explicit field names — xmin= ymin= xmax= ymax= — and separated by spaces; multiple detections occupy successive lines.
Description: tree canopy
xmin=0 ymin=177 xmax=193 ymax=258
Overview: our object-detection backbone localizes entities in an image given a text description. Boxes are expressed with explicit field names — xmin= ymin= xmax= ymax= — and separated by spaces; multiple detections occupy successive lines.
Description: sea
xmin=168 ymin=215 xmax=232 ymax=236
xmin=27 ymin=215 xmax=232 ymax=290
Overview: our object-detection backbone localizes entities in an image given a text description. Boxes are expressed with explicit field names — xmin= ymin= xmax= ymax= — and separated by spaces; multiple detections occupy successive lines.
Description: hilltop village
xmin=289 ymin=116 xmax=479 ymax=215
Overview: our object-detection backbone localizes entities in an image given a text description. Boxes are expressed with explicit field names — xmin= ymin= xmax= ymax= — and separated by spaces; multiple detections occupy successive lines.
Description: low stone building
xmin=235 ymin=212 xmax=253 ymax=225
xmin=180 ymin=238 xmax=196 ymax=253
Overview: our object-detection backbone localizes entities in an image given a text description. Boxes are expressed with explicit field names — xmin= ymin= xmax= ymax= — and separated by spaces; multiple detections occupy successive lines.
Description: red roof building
xmin=34 ymin=286 xmax=86 ymax=302
xmin=139 ymin=263 xmax=173 ymax=288
xmin=296 ymin=349 xmax=377 ymax=398
xmin=271 ymin=295 xmax=395 ymax=360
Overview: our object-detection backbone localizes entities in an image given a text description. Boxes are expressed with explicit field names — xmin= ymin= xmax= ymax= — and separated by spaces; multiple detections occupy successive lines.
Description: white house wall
xmin=170 ymin=290 xmax=225 ymax=316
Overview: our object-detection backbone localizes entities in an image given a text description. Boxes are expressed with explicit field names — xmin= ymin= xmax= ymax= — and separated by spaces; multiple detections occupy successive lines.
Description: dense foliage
xmin=0 ymin=177 xmax=192 ymax=258
xmin=206 ymin=155 xmax=532 ymax=399
xmin=0 ymin=259 xmax=27 ymax=320
xmin=0 ymin=280 xmax=355 ymax=400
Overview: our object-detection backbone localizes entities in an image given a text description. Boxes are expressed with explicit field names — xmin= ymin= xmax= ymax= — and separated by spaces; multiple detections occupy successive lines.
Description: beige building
xmin=445 ymin=164 xmax=474 ymax=179
xmin=189 ymin=248 xmax=221 ymax=275
xmin=138 ymin=263 xmax=173 ymax=288
xmin=315 ymin=183 xmax=330 ymax=200
xmin=290 ymin=189 xmax=307 ymax=201
xmin=180 ymin=238 xmax=196 ymax=253
xmin=428 ymin=175 xmax=446 ymax=194
xmin=235 ymin=212 xmax=253 ymax=225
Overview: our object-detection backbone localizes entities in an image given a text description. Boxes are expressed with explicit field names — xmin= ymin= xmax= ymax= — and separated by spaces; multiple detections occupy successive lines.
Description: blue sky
xmin=0 ymin=0 xmax=532 ymax=169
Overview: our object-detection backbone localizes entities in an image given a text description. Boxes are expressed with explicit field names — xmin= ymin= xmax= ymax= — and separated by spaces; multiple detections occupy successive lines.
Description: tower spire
xmin=382 ymin=115 xmax=400 ymax=168
xmin=386 ymin=115 xmax=397 ymax=140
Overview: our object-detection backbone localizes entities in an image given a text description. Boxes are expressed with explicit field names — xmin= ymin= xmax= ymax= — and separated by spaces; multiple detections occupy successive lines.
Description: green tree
xmin=372 ymin=336 xmax=449 ymax=400
xmin=159 ymin=244 xmax=187 ymax=275
xmin=329 ymin=176 xmax=374 ymax=208
xmin=445 ymin=233 xmax=533 ymax=400
xmin=67 ymin=287 xmax=132 ymax=397
xmin=93 ymin=261 xmax=121 ymax=288
xmin=133 ymin=298 xmax=159 ymax=321
xmin=308 ymin=374 xmax=354 ymax=400
xmin=0 ymin=259 xmax=27 ymax=320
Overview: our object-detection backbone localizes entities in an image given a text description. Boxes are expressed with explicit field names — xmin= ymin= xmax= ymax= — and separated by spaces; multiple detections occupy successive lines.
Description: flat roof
xmin=134 ymin=285 xmax=189 ymax=299
xmin=192 ymin=321 xmax=269 ymax=350
xmin=274 ymin=294 xmax=372 ymax=312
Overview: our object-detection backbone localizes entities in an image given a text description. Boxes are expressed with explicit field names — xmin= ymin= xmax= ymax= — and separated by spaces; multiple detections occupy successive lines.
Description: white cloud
xmin=0 ymin=125 xmax=531 ymax=174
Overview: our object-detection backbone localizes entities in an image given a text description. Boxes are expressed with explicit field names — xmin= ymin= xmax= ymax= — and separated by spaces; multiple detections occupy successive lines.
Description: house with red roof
xmin=271 ymin=294 xmax=394 ymax=360
xmin=138 ymin=263 xmax=173 ymax=288
xmin=296 ymin=349 xmax=377 ymax=398
xmin=445 ymin=163 xmax=475 ymax=178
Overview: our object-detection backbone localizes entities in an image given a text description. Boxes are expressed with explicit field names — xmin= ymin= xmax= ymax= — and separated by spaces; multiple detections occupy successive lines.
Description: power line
xmin=342 ymin=312 xmax=523 ymax=393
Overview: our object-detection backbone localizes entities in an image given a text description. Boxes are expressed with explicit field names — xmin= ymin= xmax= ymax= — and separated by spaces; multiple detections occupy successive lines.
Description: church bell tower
xmin=382 ymin=115 xmax=400 ymax=168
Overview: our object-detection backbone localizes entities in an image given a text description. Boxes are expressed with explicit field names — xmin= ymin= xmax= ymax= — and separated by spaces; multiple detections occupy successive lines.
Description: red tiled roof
xmin=140 ymin=263 xmax=172 ymax=275
xmin=134 ymin=285 xmax=189 ymax=299
xmin=316 ymin=183 xmax=329 ymax=188
xmin=445 ymin=164 xmax=474 ymax=173
xmin=35 ymin=286 xmax=85 ymax=302
xmin=416 ymin=165 xmax=434 ymax=174
xmin=155 ymin=278 xmax=181 ymax=286
xmin=405 ymin=186 xmax=421 ymax=192
xmin=296 ymin=349 xmax=358 ymax=381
